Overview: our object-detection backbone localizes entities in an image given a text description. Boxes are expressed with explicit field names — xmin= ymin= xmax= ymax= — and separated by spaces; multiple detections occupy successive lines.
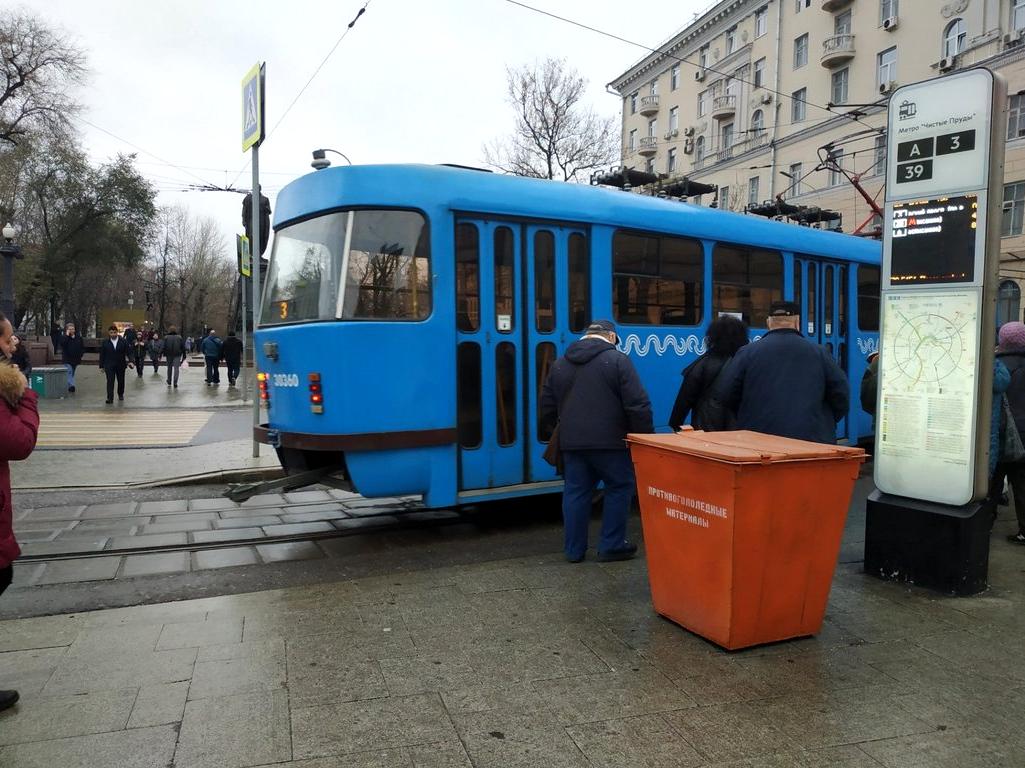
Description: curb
xmin=13 ymin=466 xmax=284 ymax=493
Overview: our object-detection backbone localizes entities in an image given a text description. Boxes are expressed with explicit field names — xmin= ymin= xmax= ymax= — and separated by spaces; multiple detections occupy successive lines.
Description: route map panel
xmin=875 ymin=289 xmax=980 ymax=504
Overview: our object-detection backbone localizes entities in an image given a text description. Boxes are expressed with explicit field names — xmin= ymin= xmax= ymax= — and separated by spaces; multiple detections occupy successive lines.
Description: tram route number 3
xmin=895 ymin=129 xmax=975 ymax=185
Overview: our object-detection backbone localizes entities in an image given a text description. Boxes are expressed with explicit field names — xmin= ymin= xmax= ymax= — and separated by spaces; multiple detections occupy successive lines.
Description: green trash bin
xmin=28 ymin=366 xmax=67 ymax=398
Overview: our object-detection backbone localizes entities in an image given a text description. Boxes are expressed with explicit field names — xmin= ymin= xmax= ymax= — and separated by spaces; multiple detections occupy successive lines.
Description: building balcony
xmin=821 ymin=34 xmax=856 ymax=67
xmin=639 ymin=94 xmax=660 ymax=116
xmin=711 ymin=94 xmax=737 ymax=120
xmin=638 ymin=136 xmax=658 ymax=156
xmin=820 ymin=0 xmax=851 ymax=11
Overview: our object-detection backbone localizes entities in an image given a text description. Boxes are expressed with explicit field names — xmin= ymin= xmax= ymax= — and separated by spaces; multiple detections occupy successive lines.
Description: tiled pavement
xmin=12 ymin=490 xmax=431 ymax=586
xmin=1 ymin=535 xmax=1024 ymax=766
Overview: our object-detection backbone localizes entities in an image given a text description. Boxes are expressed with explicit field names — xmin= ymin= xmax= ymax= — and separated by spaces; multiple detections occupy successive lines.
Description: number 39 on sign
xmin=896 ymin=159 xmax=933 ymax=184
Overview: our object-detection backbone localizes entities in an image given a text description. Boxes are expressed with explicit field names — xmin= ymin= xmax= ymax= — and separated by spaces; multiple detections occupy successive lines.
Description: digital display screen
xmin=890 ymin=195 xmax=977 ymax=285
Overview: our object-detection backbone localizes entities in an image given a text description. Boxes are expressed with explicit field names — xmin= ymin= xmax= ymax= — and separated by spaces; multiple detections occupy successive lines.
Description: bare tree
xmin=0 ymin=10 xmax=87 ymax=147
xmin=483 ymin=58 xmax=618 ymax=182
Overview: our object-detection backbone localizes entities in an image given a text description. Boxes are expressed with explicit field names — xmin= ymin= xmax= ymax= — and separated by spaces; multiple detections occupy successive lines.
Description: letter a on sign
xmin=909 ymin=144 xmax=921 ymax=158
xmin=242 ymin=62 xmax=264 ymax=152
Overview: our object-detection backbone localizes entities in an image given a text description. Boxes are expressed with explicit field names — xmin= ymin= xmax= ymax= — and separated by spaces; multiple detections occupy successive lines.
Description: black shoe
xmin=0 ymin=690 xmax=19 ymax=711
xmin=68 ymin=386 xmax=75 ymax=393
xmin=597 ymin=543 xmax=638 ymax=562
xmin=118 ymin=396 xmax=124 ymax=401
xmin=1008 ymin=532 xmax=1025 ymax=545
xmin=105 ymin=399 xmax=113 ymax=404
xmin=565 ymin=553 xmax=585 ymax=563
xmin=173 ymin=384 xmax=178 ymax=388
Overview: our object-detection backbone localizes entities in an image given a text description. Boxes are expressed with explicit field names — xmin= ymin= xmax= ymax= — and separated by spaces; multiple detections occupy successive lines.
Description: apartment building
xmin=610 ymin=0 xmax=1025 ymax=322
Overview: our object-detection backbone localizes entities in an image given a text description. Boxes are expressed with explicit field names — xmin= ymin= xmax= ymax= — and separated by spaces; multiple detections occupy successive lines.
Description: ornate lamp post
xmin=0 ymin=223 xmax=24 ymax=320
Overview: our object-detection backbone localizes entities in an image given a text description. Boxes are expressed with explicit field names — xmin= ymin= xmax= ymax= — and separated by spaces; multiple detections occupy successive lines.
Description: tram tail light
xmin=309 ymin=372 xmax=324 ymax=414
xmin=257 ymin=372 xmax=270 ymax=405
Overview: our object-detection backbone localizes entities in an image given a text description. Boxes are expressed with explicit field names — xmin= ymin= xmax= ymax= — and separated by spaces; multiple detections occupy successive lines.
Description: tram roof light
xmin=311 ymin=148 xmax=352 ymax=171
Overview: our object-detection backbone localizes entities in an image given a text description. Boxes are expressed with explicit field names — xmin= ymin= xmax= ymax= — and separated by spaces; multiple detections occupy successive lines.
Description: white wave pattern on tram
xmin=856 ymin=337 xmax=879 ymax=356
xmin=618 ymin=334 xmax=707 ymax=357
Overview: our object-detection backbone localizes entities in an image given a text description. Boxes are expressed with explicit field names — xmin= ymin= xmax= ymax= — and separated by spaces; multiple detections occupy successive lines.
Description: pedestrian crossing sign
xmin=242 ymin=62 xmax=265 ymax=152
xmin=237 ymin=234 xmax=252 ymax=277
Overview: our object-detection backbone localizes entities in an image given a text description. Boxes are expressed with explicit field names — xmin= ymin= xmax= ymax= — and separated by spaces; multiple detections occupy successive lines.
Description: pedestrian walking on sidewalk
xmin=132 ymin=334 xmax=146 ymax=379
xmin=162 ymin=327 xmax=185 ymax=388
xmin=995 ymin=322 xmax=1025 ymax=544
xmin=147 ymin=332 xmax=163 ymax=374
xmin=123 ymin=325 xmax=138 ymax=348
xmin=185 ymin=336 xmax=194 ymax=355
xmin=0 ymin=310 xmax=40 ymax=712
xmin=719 ymin=301 xmax=849 ymax=444
xmin=99 ymin=325 xmax=134 ymax=404
xmin=222 ymin=330 xmax=243 ymax=386
xmin=669 ymin=315 xmax=748 ymax=431
xmin=61 ymin=322 xmax=84 ymax=393
xmin=9 ymin=334 xmax=29 ymax=375
xmin=540 ymin=319 xmax=654 ymax=563
xmin=201 ymin=329 xmax=222 ymax=385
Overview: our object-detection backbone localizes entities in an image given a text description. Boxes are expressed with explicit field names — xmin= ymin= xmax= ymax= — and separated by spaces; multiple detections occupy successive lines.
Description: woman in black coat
xmin=668 ymin=315 xmax=749 ymax=431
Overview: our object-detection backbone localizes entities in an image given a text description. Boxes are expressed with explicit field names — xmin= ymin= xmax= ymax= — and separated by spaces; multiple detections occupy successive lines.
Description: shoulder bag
xmin=542 ymin=364 xmax=584 ymax=475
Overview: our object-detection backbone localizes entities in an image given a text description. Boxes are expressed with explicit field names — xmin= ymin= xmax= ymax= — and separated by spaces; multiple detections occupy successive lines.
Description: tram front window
xmin=263 ymin=209 xmax=431 ymax=324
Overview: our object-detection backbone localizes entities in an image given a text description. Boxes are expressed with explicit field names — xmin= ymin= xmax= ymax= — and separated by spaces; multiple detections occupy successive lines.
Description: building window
xmin=699 ymin=45 xmax=709 ymax=68
xmin=1003 ymin=181 xmax=1025 ymax=237
xmin=713 ymin=245 xmax=783 ymax=328
xmin=669 ymin=106 xmax=679 ymax=133
xmin=829 ymin=149 xmax=845 ymax=186
xmin=719 ymin=185 xmax=730 ymax=210
xmin=1009 ymin=94 xmax=1025 ymax=140
xmin=873 ymin=134 xmax=886 ymax=175
xmin=698 ymin=90 xmax=708 ymax=117
xmin=628 ymin=129 xmax=637 ymax=151
xmin=751 ymin=109 xmax=764 ymax=136
xmin=648 ymin=119 xmax=657 ymax=138
xmin=650 ymin=79 xmax=658 ymax=96
xmin=835 ymin=10 xmax=852 ymax=35
xmin=880 ymin=0 xmax=899 ymax=24
xmin=721 ymin=122 xmax=734 ymax=149
xmin=794 ymin=34 xmax=809 ymax=68
xmin=791 ymin=88 xmax=807 ymax=122
xmin=755 ymin=7 xmax=768 ymax=36
xmin=943 ymin=19 xmax=966 ymax=58
xmin=878 ymin=47 xmax=897 ymax=88
xmin=788 ymin=162 xmax=803 ymax=196
xmin=671 ymin=64 xmax=680 ymax=90
xmin=831 ymin=67 xmax=849 ymax=104
xmin=1016 ymin=0 xmax=1025 ymax=31
xmin=612 ymin=230 xmax=704 ymax=326
xmin=754 ymin=58 xmax=766 ymax=88
xmin=726 ymin=26 xmax=737 ymax=54
xmin=748 ymin=176 xmax=760 ymax=206
xmin=695 ymin=135 xmax=705 ymax=162
xmin=645 ymin=157 xmax=655 ymax=174
xmin=999 ymin=280 xmax=1022 ymax=326
xmin=668 ymin=147 xmax=678 ymax=173
xmin=630 ymin=92 xmax=637 ymax=114
xmin=795 ymin=0 xmax=811 ymax=12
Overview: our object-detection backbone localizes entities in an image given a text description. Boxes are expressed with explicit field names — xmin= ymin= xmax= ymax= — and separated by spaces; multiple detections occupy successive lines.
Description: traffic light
xmin=242 ymin=191 xmax=272 ymax=257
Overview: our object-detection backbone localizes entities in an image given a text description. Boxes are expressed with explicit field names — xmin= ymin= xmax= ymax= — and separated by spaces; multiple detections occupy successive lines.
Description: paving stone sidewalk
xmin=12 ymin=490 xmax=432 ymax=586
xmin=1 ymin=527 xmax=1024 ymax=766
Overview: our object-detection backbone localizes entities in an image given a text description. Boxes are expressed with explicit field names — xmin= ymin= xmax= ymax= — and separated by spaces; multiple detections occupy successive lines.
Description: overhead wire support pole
xmin=251 ymin=146 xmax=261 ymax=458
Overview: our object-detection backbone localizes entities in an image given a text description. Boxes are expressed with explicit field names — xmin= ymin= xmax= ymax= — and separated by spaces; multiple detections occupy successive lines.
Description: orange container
xmin=627 ymin=430 xmax=865 ymax=650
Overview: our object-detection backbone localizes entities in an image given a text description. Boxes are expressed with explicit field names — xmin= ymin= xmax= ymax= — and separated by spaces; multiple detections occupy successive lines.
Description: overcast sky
xmin=36 ymin=0 xmax=709 ymax=254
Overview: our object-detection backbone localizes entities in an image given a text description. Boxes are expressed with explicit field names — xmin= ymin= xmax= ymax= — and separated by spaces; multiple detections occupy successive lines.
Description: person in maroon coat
xmin=0 ymin=311 xmax=39 ymax=712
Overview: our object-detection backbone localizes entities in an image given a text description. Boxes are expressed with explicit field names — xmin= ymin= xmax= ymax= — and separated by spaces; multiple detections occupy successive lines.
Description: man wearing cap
xmin=541 ymin=319 xmax=654 ymax=563
xmin=718 ymin=301 xmax=849 ymax=444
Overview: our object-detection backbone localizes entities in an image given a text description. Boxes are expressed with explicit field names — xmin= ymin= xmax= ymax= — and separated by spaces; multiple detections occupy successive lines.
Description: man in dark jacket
xmin=200 ymin=329 xmax=222 ymax=385
xmin=221 ymin=331 xmax=244 ymax=386
xmin=720 ymin=301 xmax=849 ymax=444
xmin=99 ymin=325 xmax=133 ymax=404
xmin=541 ymin=319 xmax=654 ymax=563
xmin=61 ymin=322 xmax=85 ymax=393
xmin=162 ymin=327 xmax=186 ymax=388
xmin=996 ymin=321 xmax=1025 ymax=543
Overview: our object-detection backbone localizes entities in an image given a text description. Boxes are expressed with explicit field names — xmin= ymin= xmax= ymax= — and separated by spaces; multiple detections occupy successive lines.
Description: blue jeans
xmin=64 ymin=363 xmax=77 ymax=389
xmin=205 ymin=356 xmax=220 ymax=383
xmin=561 ymin=449 xmax=636 ymax=560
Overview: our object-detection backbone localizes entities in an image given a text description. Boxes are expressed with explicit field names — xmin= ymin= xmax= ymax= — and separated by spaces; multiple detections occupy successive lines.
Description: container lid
xmin=626 ymin=430 xmax=865 ymax=464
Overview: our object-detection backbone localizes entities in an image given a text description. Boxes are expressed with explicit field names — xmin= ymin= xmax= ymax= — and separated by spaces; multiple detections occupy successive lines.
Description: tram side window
xmin=612 ymin=230 xmax=703 ymax=326
xmin=857 ymin=265 xmax=880 ymax=331
xmin=568 ymin=233 xmax=590 ymax=332
xmin=495 ymin=342 xmax=517 ymax=446
xmin=534 ymin=230 xmax=556 ymax=333
xmin=712 ymin=245 xmax=783 ymax=328
xmin=494 ymin=227 xmax=515 ymax=333
xmin=456 ymin=224 xmax=480 ymax=332
xmin=536 ymin=343 xmax=557 ymax=442
xmin=456 ymin=343 xmax=482 ymax=448
xmin=342 ymin=210 xmax=431 ymax=320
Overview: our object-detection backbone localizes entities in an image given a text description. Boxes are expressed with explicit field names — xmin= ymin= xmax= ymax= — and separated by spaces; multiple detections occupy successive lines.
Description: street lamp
xmin=311 ymin=148 xmax=353 ymax=170
xmin=0 ymin=223 xmax=24 ymax=321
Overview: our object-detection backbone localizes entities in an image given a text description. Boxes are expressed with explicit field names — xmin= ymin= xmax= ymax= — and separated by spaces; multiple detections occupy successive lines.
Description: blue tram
xmin=254 ymin=164 xmax=881 ymax=508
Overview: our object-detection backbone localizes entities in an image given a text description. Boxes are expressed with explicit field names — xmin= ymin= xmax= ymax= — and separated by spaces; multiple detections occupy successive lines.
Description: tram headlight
xmin=309 ymin=372 xmax=324 ymax=414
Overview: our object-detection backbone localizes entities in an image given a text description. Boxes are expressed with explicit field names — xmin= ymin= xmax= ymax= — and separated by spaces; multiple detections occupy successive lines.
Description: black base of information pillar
xmin=864 ymin=490 xmax=994 ymax=596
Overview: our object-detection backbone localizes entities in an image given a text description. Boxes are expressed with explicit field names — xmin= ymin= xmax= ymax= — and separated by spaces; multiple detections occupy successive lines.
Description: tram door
xmin=455 ymin=218 xmax=586 ymax=491
xmin=795 ymin=257 xmax=850 ymax=439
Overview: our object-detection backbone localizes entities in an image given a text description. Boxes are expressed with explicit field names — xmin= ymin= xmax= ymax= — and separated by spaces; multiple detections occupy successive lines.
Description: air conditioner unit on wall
xmin=695 ymin=69 xmax=706 ymax=82
xmin=879 ymin=80 xmax=896 ymax=94
xmin=939 ymin=57 xmax=954 ymax=72
xmin=882 ymin=16 xmax=898 ymax=31
xmin=664 ymin=129 xmax=679 ymax=139
xmin=760 ymin=92 xmax=772 ymax=105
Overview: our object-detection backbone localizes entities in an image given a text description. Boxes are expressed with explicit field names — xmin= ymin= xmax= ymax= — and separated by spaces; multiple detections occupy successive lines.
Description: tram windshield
xmin=262 ymin=209 xmax=431 ymax=325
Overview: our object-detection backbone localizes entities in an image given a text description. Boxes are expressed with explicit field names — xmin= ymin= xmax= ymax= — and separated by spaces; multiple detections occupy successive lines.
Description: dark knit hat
xmin=999 ymin=321 xmax=1025 ymax=352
